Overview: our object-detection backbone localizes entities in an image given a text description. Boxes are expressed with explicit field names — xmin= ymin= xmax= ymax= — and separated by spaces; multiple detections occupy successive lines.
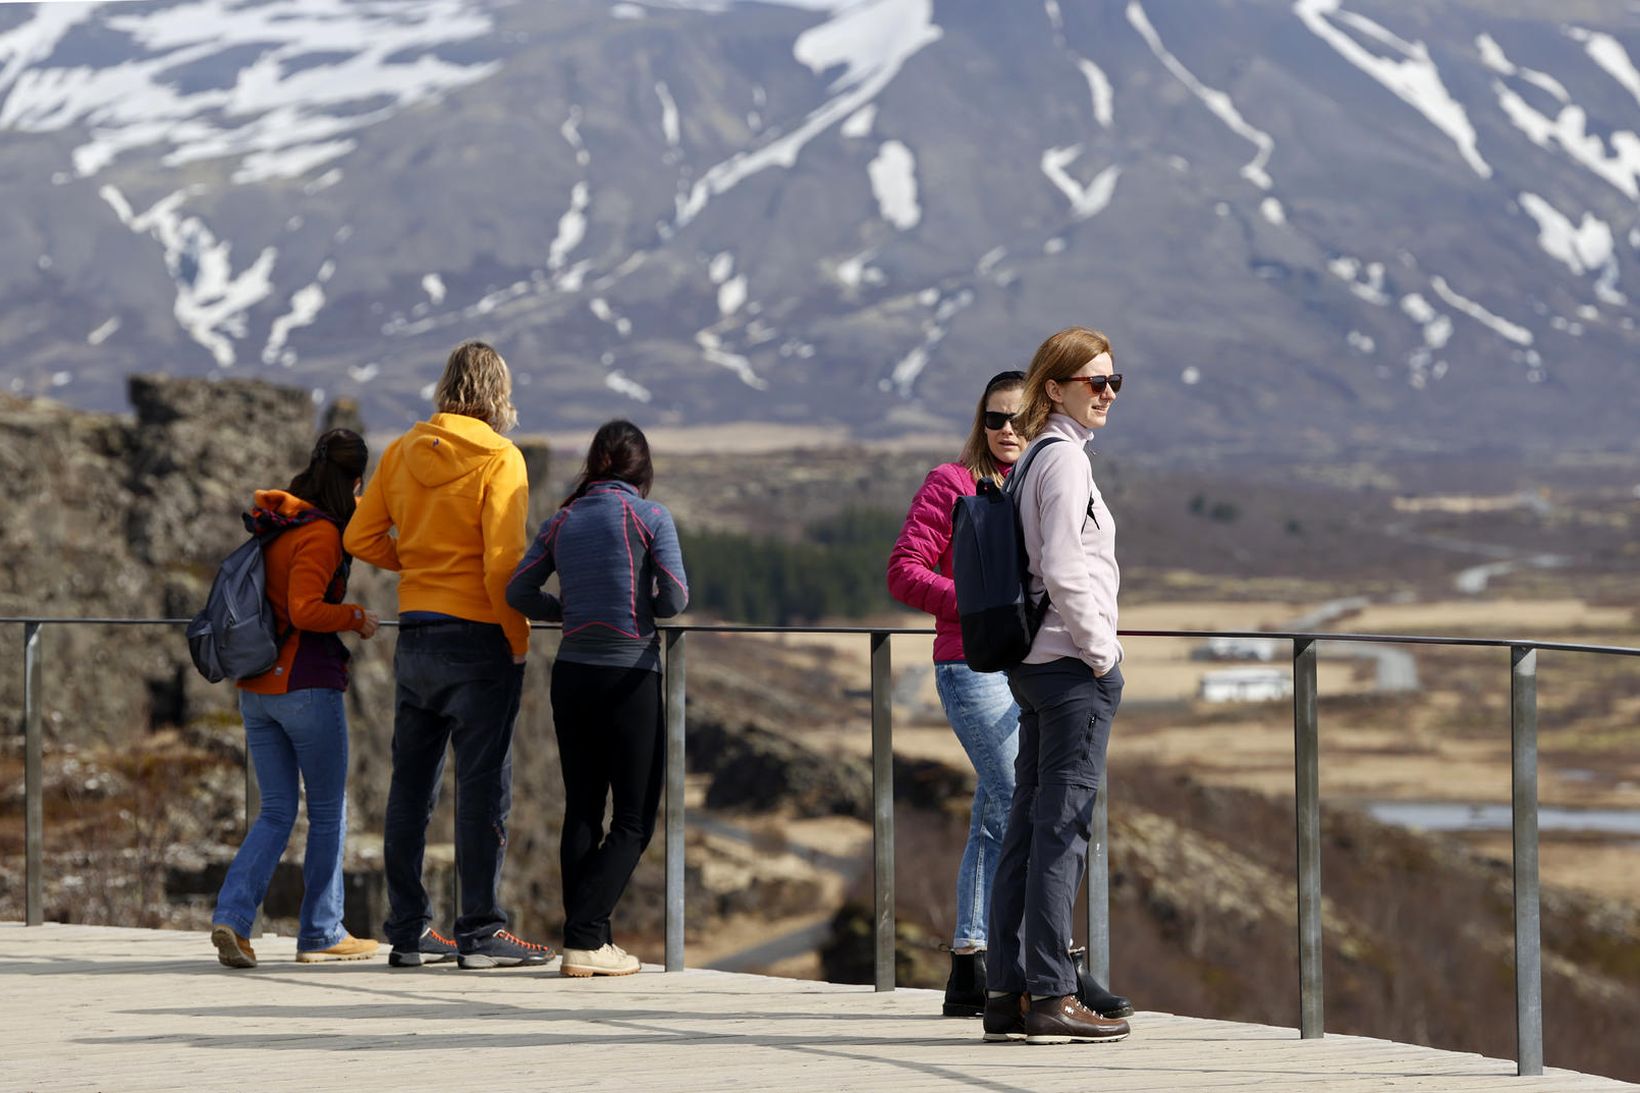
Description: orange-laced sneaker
xmin=390 ymin=926 xmax=459 ymax=967
xmin=457 ymin=929 xmax=556 ymax=969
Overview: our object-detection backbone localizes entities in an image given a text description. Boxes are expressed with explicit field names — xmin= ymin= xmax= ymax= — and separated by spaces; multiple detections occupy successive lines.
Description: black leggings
xmin=550 ymin=659 xmax=664 ymax=950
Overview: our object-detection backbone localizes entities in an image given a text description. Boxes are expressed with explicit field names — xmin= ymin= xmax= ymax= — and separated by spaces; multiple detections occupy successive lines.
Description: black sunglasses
xmin=1064 ymin=373 xmax=1123 ymax=395
xmin=982 ymin=411 xmax=1018 ymax=431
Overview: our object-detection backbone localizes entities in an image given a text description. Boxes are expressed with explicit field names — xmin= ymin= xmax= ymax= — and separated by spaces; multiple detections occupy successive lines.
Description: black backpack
xmin=950 ymin=437 xmax=1064 ymax=673
xmin=185 ymin=528 xmax=291 ymax=683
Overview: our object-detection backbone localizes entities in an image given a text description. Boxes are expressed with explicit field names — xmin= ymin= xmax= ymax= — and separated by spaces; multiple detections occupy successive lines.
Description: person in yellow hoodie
xmin=345 ymin=340 xmax=552 ymax=969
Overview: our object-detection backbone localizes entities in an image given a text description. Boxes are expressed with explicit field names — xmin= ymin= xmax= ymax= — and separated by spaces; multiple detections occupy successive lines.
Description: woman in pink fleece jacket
xmin=981 ymin=326 xmax=1132 ymax=1047
xmin=887 ymin=369 xmax=1025 ymax=1018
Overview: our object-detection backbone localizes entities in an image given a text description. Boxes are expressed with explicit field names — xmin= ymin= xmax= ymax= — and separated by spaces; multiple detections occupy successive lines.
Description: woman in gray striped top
xmin=507 ymin=419 xmax=688 ymax=977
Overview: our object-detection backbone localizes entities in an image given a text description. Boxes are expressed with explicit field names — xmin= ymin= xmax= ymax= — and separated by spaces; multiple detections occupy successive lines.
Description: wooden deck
xmin=3 ymin=924 xmax=1632 ymax=1091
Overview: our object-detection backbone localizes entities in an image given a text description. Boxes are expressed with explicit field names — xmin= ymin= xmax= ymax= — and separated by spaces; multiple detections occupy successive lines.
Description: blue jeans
xmin=934 ymin=661 xmax=1020 ymax=950
xmin=383 ymin=620 xmax=523 ymax=950
xmin=987 ymin=659 xmax=1122 ymax=997
xmin=213 ymin=688 xmax=350 ymax=952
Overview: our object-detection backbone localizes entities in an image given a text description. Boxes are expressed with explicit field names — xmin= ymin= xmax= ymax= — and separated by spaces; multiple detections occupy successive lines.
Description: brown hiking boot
xmin=211 ymin=925 xmax=256 ymax=969
xmin=1024 ymin=994 xmax=1131 ymax=1045
xmin=981 ymin=992 xmax=1027 ymax=1042
xmin=296 ymin=934 xmax=380 ymax=963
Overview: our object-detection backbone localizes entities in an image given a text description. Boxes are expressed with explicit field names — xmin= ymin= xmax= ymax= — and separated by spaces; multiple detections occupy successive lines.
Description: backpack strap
xmin=1002 ymin=436 xmax=1067 ymax=618
xmin=1002 ymin=435 xmax=1066 ymax=498
xmin=242 ymin=509 xmax=345 ymax=651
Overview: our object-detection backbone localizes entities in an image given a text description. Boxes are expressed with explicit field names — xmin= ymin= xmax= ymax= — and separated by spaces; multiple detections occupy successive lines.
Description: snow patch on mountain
xmin=1429 ymin=275 xmax=1533 ymax=346
xmin=1569 ymin=27 xmax=1640 ymax=109
xmin=696 ymin=330 xmax=767 ymax=389
xmin=1519 ymin=192 xmax=1623 ymax=302
xmin=1076 ymin=57 xmax=1114 ymax=128
xmin=549 ymin=181 xmax=591 ymax=272
xmin=1484 ymin=37 xmax=1640 ymax=203
xmin=561 ymin=105 xmax=590 ymax=167
xmin=655 ymin=81 xmax=681 ymax=147
xmin=100 ymin=184 xmax=276 ymax=369
xmin=1041 ymin=147 xmax=1120 ymax=219
xmin=718 ymin=275 xmax=748 ymax=316
xmin=87 ymin=318 xmax=121 ymax=347
xmin=1295 ymin=0 xmax=1489 ymax=179
xmin=674 ymin=0 xmax=941 ymax=225
xmin=834 ymin=250 xmax=885 ymax=290
xmin=1475 ymin=33 xmax=1569 ymax=102
xmin=0 ymin=0 xmax=500 ymax=183
xmin=263 ymin=260 xmax=334 ymax=367
xmin=606 ymin=371 xmax=652 ymax=402
xmin=0 ymin=3 xmax=93 ymax=99
xmin=1327 ymin=255 xmax=1390 ymax=305
xmin=590 ymin=297 xmax=632 ymax=337
xmin=1129 ymin=1 xmax=1272 ymax=189
xmin=884 ymin=287 xmax=974 ymax=397
xmin=868 ymin=139 xmax=920 ymax=229
xmin=841 ymin=104 xmax=876 ymax=137
xmin=1400 ymin=293 xmax=1452 ymax=349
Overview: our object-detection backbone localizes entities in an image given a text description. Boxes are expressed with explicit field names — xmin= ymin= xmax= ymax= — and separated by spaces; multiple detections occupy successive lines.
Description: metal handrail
xmin=13 ymin=615 xmax=1640 ymax=1077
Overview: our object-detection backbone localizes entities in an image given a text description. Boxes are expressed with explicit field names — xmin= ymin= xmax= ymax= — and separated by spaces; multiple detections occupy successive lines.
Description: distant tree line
xmin=677 ymin=508 xmax=902 ymax=624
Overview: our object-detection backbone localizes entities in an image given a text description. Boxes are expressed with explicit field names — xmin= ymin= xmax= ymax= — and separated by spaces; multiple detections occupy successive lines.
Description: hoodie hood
xmin=244 ymin=489 xmax=336 ymax=537
xmin=405 ymin=413 xmax=511 ymax=488
xmin=249 ymin=489 xmax=312 ymax=519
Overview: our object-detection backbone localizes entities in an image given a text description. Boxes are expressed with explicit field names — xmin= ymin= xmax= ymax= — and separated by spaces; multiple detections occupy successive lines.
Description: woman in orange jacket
xmin=211 ymin=429 xmax=382 ymax=968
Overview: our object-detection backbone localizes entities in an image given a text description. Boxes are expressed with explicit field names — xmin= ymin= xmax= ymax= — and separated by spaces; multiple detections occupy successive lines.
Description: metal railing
xmin=10 ymin=615 xmax=1640 ymax=1077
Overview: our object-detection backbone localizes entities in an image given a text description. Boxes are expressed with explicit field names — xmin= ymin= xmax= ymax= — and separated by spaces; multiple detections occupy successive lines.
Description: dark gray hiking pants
xmin=986 ymin=658 xmax=1123 ymax=997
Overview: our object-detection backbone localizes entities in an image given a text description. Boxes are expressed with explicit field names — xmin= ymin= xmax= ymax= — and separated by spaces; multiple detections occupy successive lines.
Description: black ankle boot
xmin=942 ymin=950 xmax=987 ymax=1017
xmin=1069 ymin=946 xmax=1134 ymax=1018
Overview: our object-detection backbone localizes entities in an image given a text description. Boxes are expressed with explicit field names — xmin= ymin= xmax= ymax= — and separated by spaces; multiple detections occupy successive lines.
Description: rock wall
xmin=0 ymin=376 xmax=553 ymax=883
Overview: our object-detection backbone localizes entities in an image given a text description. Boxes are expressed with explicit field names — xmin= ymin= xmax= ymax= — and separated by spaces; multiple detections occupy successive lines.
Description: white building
xmin=1199 ymin=636 xmax=1282 ymax=661
xmin=1199 ymin=666 xmax=1292 ymax=703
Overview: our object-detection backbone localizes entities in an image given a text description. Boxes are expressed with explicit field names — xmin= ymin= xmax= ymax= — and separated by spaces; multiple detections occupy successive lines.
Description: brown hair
xmin=561 ymin=419 xmax=654 ymax=508
xmin=1016 ymin=326 xmax=1113 ymax=440
xmin=288 ymin=428 xmax=368 ymax=526
xmin=957 ymin=370 xmax=1026 ymax=485
xmin=435 ymin=340 xmax=517 ymax=433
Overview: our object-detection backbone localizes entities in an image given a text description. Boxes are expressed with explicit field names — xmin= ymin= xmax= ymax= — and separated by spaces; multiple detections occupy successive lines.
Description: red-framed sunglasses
xmin=1063 ymin=373 xmax=1123 ymax=395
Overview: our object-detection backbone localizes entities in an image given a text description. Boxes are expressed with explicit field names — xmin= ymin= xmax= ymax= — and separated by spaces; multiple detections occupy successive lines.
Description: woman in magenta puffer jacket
xmin=887 ymin=369 xmax=1025 ymax=1018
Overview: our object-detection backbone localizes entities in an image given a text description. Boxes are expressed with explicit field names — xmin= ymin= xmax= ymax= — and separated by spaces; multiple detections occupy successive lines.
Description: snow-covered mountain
xmin=4 ymin=0 xmax=1640 ymax=457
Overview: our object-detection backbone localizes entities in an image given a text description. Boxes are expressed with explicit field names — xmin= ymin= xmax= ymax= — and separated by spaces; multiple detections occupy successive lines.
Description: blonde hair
xmin=435 ymin=340 xmax=517 ymax=433
xmin=957 ymin=370 xmax=1026 ymax=485
xmin=1016 ymin=326 xmax=1112 ymax=441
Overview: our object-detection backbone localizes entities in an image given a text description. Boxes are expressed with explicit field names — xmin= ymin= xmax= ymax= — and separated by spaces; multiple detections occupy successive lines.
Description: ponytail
xmin=288 ymin=428 xmax=369 ymax=525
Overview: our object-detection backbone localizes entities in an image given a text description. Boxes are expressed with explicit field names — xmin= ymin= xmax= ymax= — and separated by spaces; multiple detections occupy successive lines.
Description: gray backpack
xmin=186 ymin=530 xmax=290 ymax=683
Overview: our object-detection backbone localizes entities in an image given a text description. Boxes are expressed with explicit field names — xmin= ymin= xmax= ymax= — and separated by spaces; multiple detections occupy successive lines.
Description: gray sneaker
xmin=457 ymin=930 xmax=555 ymax=969
xmin=560 ymin=943 xmax=640 ymax=977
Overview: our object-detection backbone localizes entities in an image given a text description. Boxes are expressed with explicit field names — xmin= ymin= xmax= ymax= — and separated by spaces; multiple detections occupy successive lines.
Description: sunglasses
xmin=982 ymin=411 xmax=1018 ymax=431
xmin=1063 ymin=373 xmax=1123 ymax=395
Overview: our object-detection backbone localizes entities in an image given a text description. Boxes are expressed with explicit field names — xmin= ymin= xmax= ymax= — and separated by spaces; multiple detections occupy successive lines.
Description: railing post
xmin=1511 ymin=645 xmax=1543 ymax=1076
xmin=1293 ymin=637 xmax=1323 ymax=1039
xmin=23 ymin=622 xmax=44 ymax=926
xmin=870 ymin=630 xmax=894 ymax=991
xmin=664 ymin=628 xmax=687 ymax=972
xmin=1084 ymin=772 xmax=1110 ymax=985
